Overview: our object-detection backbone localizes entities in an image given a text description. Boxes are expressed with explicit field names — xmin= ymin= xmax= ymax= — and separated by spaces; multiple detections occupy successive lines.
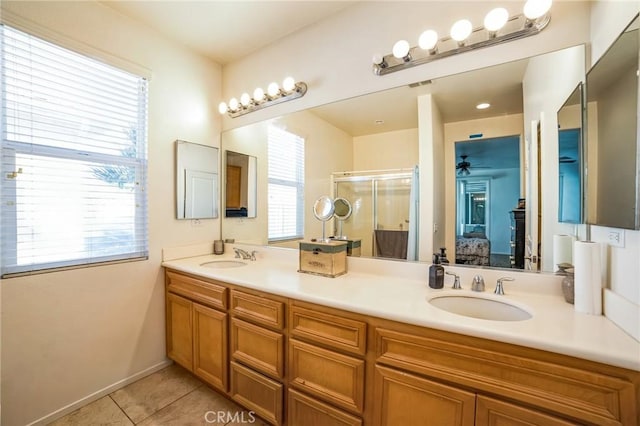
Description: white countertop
xmin=162 ymin=245 xmax=640 ymax=372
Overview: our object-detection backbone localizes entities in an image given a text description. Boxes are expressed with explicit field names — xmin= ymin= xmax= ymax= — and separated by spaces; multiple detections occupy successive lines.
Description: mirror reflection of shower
xmin=332 ymin=168 xmax=418 ymax=260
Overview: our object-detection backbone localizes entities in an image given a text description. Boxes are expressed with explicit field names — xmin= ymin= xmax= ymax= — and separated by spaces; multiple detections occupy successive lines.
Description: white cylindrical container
xmin=573 ymin=241 xmax=602 ymax=315
xmin=553 ymin=234 xmax=574 ymax=271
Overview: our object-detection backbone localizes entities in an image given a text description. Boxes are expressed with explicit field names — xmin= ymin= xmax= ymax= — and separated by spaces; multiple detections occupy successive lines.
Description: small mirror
xmin=175 ymin=140 xmax=219 ymax=219
xmin=333 ymin=197 xmax=352 ymax=240
xmin=313 ymin=195 xmax=334 ymax=242
xmin=557 ymin=83 xmax=584 ymax=224
xmin=225 ymin=151 xmax=257 ymax=218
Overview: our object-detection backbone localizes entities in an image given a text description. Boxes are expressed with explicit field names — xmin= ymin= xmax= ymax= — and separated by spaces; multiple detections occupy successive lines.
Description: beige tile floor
xmin=49 ymin=364 xmax=268 ymax=426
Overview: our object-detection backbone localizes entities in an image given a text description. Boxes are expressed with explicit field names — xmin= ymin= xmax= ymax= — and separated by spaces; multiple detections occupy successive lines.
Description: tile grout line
xmin=128 ymin=384 xmax=205 ymax=425
xmin=108 ymin=394 xmax=136 ymax=426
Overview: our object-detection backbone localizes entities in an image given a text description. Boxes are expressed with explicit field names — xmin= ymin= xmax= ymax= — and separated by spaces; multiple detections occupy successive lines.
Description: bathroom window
xmin=267 ymin=125 xmax=304 ymax=241
xmin=0 ymin=25 xmax=148 ymax=277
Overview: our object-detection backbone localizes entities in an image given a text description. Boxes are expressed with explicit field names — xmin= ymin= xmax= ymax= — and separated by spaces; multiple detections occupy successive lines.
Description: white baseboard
xmin=26 ymin=359 xmax=173 ymax=426
xmin=604 ymin=289 xmax=640 ymax=342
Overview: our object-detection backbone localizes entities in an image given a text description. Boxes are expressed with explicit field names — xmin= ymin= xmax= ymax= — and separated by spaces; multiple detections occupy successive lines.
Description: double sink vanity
xmin=162 ymin=244 xmax=640 ymax=426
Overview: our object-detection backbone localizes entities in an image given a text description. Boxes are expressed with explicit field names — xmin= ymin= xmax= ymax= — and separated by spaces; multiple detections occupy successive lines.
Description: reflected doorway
xmin=454 ymin=136 xmax=521 ymax=268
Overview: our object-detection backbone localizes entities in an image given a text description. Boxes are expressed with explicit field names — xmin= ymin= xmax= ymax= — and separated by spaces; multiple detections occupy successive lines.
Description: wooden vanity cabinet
xmin=229 ymin=289 xmax=287 ymax=425
xmin=165 ymin=269 xmax=640 ymax=426
xmin=165 ymin=271 xmax=228 ymax=392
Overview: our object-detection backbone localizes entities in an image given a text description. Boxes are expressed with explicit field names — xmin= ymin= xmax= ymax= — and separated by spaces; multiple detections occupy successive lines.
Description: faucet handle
xmin=233 ymin=248 xmax=242 ymax=258
xmin=445 ymin=271 xmax=462 ymax=289
xmin=471 ymin=275 xmax=485 ymax=292
xmin=250 ymin=250 xmax=258 ymax=261
xmin=494 ymin=277 xmax=515 ymax=295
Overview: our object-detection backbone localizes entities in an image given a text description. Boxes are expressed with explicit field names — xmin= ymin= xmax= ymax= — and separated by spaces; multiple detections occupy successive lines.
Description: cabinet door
xmin=193 ymin=303 xmax=228 ymax=392
xmin=166 ymin=292 xmax=193 ymax=370
xmin=373 ymin=365 xmax=475 ymax=426
xmin=476 ymin=395 xmax=576 ymax=426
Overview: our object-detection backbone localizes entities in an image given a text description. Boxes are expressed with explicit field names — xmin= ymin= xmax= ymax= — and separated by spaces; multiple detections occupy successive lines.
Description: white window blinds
xmin=267 ymin=125 xmax=304 ymax=241
xmin=1 ymin=25 xmax=149 ymax=277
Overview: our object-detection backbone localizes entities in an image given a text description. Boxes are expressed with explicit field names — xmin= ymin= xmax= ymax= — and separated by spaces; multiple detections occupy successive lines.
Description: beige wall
xmin=0 ymin=2 xmax=222 ymax=424
xmin=353 ymin=128 xmax=418 ymax=171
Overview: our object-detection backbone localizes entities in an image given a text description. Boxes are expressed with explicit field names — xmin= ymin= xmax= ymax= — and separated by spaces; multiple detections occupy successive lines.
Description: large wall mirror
xmin=221 ymin=44 xmax=586 ymax=273
xmin=175 ymin=140 xmax=219 ymax=219
xmin=586 ymin=14 xmax=639 ymax=230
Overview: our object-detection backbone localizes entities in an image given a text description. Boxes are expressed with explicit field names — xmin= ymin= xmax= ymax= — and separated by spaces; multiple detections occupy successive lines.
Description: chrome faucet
xmin=494 ymin=277 xmax=514 ymax=295
xmin=471 ymin=275 xmax=485 ymax=292
xmin=233 ymin=248 xmax=257 ymax=261
xmin=445 ymin=271 xmax=462 ymax=289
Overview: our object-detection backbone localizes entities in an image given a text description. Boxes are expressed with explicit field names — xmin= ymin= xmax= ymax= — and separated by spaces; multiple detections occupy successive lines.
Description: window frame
xmin=0 ymin=24 xmax=149 ymax=277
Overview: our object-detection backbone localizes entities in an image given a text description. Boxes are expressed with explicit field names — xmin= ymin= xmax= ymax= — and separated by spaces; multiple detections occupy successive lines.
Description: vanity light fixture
xmin=218 ymin=76 xmax=307 ymax=118
xmin=372 ymin=0 xmax=552 ymax=76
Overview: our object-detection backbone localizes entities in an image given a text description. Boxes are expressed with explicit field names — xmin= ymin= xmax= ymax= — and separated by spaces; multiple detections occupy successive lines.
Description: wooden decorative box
xmin=298 ymin=240 xmax=348 ymax=278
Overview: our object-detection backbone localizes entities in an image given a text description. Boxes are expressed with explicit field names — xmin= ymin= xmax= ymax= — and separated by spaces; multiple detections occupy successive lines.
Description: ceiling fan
xmin=559 ymin=156 xmax=577 ymax=164
xmin=456 ymin=155 xmax=490 ymax=175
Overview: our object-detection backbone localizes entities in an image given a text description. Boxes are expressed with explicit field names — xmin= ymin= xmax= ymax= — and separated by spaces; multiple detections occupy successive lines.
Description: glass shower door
xmin=374 ymin=177 xmax=411 ymax=258
xmin=335 ymin=179 xmax=374 ymax=257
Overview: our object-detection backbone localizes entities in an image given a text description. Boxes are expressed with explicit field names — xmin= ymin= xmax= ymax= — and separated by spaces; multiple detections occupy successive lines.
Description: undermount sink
xmin=428 ymin=294 xmax=532 ymax=321
xmin=200 ymin=260 xmax=247 ymax=268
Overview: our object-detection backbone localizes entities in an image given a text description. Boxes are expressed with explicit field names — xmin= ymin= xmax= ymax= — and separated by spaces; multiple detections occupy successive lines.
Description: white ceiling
xmin=101 ymin=1 xmax=356 ymax=65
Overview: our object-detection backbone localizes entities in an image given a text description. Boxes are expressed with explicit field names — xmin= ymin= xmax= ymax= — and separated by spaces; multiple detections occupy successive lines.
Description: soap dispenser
xmin=429 ymin=254 xmax=444 ymax=289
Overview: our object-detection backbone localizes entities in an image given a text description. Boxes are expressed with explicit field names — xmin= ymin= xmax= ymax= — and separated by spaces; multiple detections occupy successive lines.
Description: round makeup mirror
xmin=333 ymin=197 xmax=352 ymax=240
xmin=313 ymin=196 xmax=335 ymax=242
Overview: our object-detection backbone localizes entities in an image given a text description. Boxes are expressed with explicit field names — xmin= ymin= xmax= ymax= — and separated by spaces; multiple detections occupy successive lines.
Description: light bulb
xmin=253 ymin=87 xmax=265 ymax=102
xmin=484 ymin=8 xmax=509 ymax=32
xmin=372 ymin=53 xmax=385 ymax=65
xmin=476 ymin=102 xmax=491 ymax=110
xmin=218 ymin=102 xmax=228 ymax=115
xmin=450 ymin=19 xmax=473 ymax=42
xmin=240 ymin=93 xmax=251 ymax=107
xmin=392 ymin=40 xmax=411 ymax=59
xmin=282 ymin=76 xmax=296 ymax=92
xmin=228 ymin=97 xmax=239 ymax=111
xmin=267 ymin=82 xmax=280 ymax=97
xmin=524 ymin=0 xmax=552 ymax=20
xmin=418 ymin=30 xmax=438 ymax=51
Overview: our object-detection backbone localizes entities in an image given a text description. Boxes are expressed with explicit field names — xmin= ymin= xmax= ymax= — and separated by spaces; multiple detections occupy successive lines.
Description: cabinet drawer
xmin=288 ymin=388 xmax=362 ymax=426
xmin=231 ymin=317 xmax=284 ymax=379
xmin=166 ymin=271 xmax=227 ymax=310
xmin=230 ymin=290 xmax=285 ymax=330
xmin=230 ymin=361 xmax=283 ymax=426
xmin=375 ymin=327 xmax=638 ymax=425
xmin=289 ymin=305 xmax=366 ymax=356
xmin=289 ymin=339 xmax=365 ymax=414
